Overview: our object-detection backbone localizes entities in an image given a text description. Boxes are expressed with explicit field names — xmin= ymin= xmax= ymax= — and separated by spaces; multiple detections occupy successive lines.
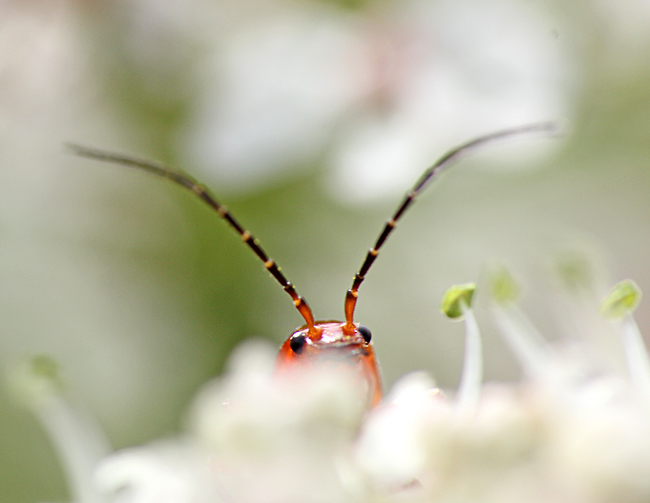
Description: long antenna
xmin=68 ymin=144 xmax=318 ymax=336
xmin=343 ymin=121 xmax=559 ymax=331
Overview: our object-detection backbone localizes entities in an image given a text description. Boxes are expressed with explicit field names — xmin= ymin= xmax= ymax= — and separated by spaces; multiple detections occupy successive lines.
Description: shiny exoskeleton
xmin=276 ymin=321 xmax=381 ymax=407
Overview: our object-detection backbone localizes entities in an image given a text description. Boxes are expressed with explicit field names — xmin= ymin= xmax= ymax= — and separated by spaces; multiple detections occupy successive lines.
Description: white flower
xmin=187 ymin=340 xmax=368 ymax=503
xmin=182 ymin=0 xmax=572 ymax=199
xmin=15 ymin=277 xmax=650 ymax=503
xmin=95 ymin=440 xmax=218 ymax=503
xmin=6 ymin=356 xmax=111 ymax=503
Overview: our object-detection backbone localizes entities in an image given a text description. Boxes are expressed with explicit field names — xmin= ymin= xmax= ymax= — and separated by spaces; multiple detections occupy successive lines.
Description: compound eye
xmin=358 ymin=325 xmax=372 ymax=344
xmin=290 ymin=334 xmax=307 ymax=355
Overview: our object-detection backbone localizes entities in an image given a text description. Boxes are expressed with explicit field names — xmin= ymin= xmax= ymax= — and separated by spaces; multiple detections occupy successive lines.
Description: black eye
xmin=358 ymin=325 xmax=372 ymax=344
xmin=290 ymin=334 xmax=307 ymax=355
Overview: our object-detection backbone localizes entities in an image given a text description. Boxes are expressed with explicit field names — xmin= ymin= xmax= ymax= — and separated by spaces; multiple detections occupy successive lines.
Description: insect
xmin=69 ymin=122 xmax=556 ymax=408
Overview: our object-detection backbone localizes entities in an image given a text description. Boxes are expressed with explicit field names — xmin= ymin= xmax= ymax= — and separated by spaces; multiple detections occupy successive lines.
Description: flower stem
xmin=457 ymin=302 xmax=483 ymax=415
xmin=492 ymin=304 xmax=553 ymax=379
xmin=620 ymin=314 xmax=650 ymax=403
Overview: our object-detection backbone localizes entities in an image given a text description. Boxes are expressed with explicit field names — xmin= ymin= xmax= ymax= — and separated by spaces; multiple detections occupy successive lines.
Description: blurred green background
xmin=1 ymin=0 xmax=650 ymax=501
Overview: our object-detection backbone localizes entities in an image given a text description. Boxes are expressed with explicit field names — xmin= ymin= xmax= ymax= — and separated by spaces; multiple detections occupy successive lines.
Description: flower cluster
xmin=13 ymin=274 xmax=650 ymax=503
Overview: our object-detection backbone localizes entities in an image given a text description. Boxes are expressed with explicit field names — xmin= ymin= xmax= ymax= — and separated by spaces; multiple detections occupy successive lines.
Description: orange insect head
xmin=276 ymin=321 xmax=381 ymax=407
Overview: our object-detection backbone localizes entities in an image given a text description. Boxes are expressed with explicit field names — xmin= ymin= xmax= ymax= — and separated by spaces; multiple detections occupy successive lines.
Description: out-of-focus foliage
xmin=0 ymin=0 xmax=649 ymax=501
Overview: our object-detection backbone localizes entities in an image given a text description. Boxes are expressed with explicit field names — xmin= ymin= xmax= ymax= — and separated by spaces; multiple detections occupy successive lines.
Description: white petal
xmin=95 ymin=440 xmax=218 ymax=503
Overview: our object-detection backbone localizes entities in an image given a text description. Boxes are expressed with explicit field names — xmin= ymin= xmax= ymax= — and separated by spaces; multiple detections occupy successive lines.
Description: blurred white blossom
xmin=7 ymin=356 xmax=111 ymax=503
xmin=181 ymin=0 xmax=573 ymax=200
xmin=22 ymin=276 xmax=650 ymax=503
xmin=95 ymin=440 xmax=218 ymax=503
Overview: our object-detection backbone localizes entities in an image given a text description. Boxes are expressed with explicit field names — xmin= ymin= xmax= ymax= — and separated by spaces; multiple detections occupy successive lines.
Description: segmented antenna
xmin=343 ymin=121 xmax=559 ymax=330
xmin=68 ymin=144 xmax=318 ymax=335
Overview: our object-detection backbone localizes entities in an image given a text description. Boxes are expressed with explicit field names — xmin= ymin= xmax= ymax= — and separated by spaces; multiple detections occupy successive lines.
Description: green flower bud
xmin=600 ymin=279 xmax=642 ymax=320
xmin=6 ymin=354 xmax=65 ymax=405
xmin=489 ymin=267 xmax=519 ymax=304
xmin=441 ymin=283 xmax=477 ymax=320
xmin=555 ymin=253 xmax=594 ymax=293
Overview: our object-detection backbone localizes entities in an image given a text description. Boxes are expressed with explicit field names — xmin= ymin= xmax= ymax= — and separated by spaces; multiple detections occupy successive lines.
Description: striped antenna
xmin=343 ymin=121 xmax=559 ymax=330
xmin=68 ymin=145 xmax=318 ymax=336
